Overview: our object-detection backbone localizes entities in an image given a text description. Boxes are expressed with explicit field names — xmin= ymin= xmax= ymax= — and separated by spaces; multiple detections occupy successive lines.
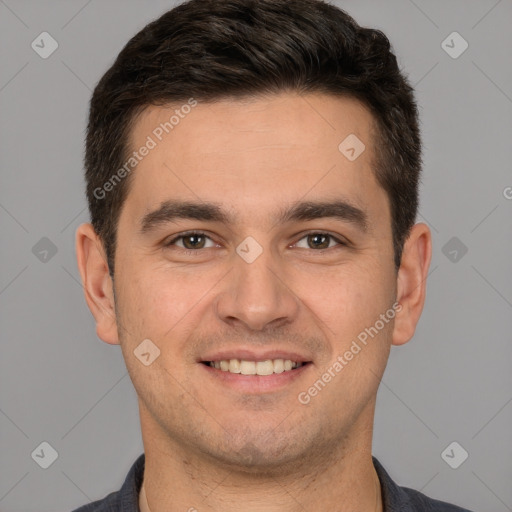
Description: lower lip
xmin=199 ymin=363 xmax=312 ymax=393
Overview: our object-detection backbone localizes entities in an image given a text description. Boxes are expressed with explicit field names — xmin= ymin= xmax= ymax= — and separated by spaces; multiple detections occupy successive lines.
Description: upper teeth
xmin=209 ymin=359 xmax=303 ymax=375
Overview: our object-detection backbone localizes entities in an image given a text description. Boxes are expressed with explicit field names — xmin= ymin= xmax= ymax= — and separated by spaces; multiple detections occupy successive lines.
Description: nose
xmin=214 ymin=246 xmax=300 ymax=332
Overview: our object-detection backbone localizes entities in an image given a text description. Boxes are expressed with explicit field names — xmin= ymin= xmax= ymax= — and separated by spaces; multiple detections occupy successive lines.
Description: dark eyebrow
xmin=140 ymin=201 xmax=230 ymax=234
xmin=276 ymin=200 xmax=368 ymax=232
xmin=139 ymin=199 xmax=368 ymax=234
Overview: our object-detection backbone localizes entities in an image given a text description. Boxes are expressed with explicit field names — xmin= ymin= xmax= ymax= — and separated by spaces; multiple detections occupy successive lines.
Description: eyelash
xmin=164 ymin=230 xmax=348 ymax=254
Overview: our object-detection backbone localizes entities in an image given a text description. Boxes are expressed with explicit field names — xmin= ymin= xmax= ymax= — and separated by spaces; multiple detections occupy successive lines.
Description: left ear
xmin=392 ymin=223 xmax=432 ymax=346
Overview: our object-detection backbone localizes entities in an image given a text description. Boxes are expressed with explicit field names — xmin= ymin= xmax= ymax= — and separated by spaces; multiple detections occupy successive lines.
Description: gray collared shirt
xmin=71 ymin=453 xmax=474 ymax=511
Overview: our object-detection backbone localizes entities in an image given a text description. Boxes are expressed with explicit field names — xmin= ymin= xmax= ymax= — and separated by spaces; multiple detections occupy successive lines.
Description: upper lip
xmin=199 ymin=348 xmax=312 ymax=363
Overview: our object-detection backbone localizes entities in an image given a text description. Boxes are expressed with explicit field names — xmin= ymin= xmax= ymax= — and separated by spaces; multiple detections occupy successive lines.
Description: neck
xmin=138 ymin=401 xmax=383 ymax=512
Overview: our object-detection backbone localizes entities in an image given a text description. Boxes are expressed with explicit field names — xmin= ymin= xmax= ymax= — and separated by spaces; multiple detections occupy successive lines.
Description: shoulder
xmin=372 ymin=457 xmax=475 ymax=512
xmin=401 ymin=485 xmax=475 ymax=511
xmin=70 ymin=491 xmax=120 ymax=512
xmin=69 ymin=453 xmax=145 ymax=512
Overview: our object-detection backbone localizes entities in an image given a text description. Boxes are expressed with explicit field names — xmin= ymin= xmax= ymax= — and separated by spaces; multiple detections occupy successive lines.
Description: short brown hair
xmin=85 ymin=0 xmax=421 ymax=274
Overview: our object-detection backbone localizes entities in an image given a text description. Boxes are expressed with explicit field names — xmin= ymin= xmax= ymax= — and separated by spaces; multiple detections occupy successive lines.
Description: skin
xmin=76 ymin=92 xmax=431 ymax=512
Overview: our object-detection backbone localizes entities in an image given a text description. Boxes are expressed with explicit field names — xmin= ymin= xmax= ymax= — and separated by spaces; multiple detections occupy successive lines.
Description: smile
xmin=203 ymin=359 xmax=306 ymax=375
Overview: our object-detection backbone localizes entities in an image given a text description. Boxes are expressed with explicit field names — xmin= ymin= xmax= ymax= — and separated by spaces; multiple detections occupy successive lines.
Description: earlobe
xmin=392 ymin=223 xmax=432 ymax=346
xmin=75 ymin=223 xmax=120 ymax=345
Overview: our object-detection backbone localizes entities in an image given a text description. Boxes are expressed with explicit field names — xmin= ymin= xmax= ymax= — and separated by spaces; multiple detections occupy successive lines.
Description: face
xmin=80 ymin=92 xmax=427 ymax=473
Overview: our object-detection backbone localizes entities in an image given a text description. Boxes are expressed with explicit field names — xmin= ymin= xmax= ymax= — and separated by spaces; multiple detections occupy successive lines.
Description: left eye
xmin=166 ymin=232 xmax=216 ymax=250
xmin=294 ymin=233 xmax=345 ymax=250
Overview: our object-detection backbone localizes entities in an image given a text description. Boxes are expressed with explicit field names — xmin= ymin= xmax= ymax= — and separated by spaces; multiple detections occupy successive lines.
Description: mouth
xmin=201 ymin=359 xmax=311 ymax=376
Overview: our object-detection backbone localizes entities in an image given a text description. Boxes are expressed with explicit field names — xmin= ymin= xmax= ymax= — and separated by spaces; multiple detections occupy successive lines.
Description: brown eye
xmin=307 ymin=233 xmax=330 ymax=249
xmin=181 ymin=234 xmax=207 ymax=249
xmin=295 ymin=232 xmax=345 ymax=250
xmin=165 ymin=232 xmax=215 ymax=250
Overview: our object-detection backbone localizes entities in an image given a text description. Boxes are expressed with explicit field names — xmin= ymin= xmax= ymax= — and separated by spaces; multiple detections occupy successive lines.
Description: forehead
xmin=132 ymin=92 xmax=375 ymax=162
xmin=123 ymin=92 xmax=387 ymax=228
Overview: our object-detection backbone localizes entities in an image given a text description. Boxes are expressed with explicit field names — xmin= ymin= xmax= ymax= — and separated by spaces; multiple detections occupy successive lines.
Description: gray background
xmin=1 ymin=0 xmax=511 ymax=510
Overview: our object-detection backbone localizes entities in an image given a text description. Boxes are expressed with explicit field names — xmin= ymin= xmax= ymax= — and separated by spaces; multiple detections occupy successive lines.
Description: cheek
xmin=117 ymin=263 xmax=219 ymax=351
xmin=115 ymin=269 xmax=202 ymax=400
xmin=321 ymin=266 xmax=386 ymax=320
xmin=308 ymin=264 xmax=395 ymax=358
xmin=114 ymin=264 xmax=168 ymax=345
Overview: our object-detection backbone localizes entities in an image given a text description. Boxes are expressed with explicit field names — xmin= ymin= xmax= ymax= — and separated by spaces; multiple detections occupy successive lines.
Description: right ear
xmin=75 ymin=223 xmax=120 ymax=345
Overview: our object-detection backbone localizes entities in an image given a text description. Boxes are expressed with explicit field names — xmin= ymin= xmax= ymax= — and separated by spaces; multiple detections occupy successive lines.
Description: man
xmin=72 ymin=0 xmax=474 ymax=510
